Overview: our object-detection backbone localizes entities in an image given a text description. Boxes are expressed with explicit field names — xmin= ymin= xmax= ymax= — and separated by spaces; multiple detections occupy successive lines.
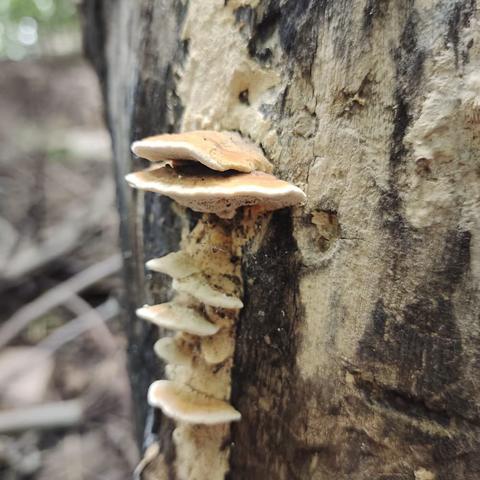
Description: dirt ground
xmin=0 ymin=55 xmax=138 ymax=479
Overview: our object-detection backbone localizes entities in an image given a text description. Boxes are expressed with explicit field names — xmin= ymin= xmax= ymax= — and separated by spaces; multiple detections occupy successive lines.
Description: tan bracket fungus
xmin=126 ymin=130 xmax=305 ymax=480
xmin=146 ymin=251 xmax=201 ymax=278
xmin=125 ymin=167 xmax=305 ymax=219
xmin=131 ymin=130 xmax=273 ymax=173
xmin=171 ymin=277 xmax=243 ymax=309
xmin=153 ymin=337 xmax=194 ymax=367
xmin=148 ymin=380 xmax=241 ymax=425
xmin=137 ymin=303 xmax=219 ymax=336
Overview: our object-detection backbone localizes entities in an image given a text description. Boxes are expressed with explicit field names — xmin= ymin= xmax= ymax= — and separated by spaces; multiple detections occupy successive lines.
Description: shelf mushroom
xmin=127 ymin=130 xmax=306 ymax=475
xmin=148 ymin=380 xmax=241 ymax=425
xmin=171 ymin=277 xmax=243 ymax=309
xmin=137 ymin=303 xmax=219 ymax=336
xmin=131 ymin=130 xmax=273 ymax=173
xmin=146 ymin=251 xmax=200 ymax=278
xmin=153 ymin=337 xmax=193 ymax=366
xmin=125 ymin=167 xmax=306 ymax=219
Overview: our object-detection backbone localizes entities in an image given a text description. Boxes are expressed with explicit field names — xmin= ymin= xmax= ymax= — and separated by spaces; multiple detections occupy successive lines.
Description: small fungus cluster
xmin=126 ymin=130 xmax=305 ymax=478
xmin=126 ymin=131 xmax=305 ymax=219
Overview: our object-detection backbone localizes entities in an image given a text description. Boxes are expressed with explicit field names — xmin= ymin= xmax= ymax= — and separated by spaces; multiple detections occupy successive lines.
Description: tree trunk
xmin=82 ymin=1 xmax=480 ymax=479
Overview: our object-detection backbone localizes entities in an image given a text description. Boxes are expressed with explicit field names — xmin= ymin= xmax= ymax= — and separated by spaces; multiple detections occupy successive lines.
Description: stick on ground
xmin=0 ymin=255 xmax=121 ymax=350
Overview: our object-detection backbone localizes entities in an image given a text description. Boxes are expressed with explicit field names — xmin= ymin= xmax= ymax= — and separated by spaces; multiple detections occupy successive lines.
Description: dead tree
xmin=82 ymin=1 xmax=480 ymax=479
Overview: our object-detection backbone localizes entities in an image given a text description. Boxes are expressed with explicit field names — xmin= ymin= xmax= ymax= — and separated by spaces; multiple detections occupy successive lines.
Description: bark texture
xmin=83 ymin=1 xmax=480 ymax=479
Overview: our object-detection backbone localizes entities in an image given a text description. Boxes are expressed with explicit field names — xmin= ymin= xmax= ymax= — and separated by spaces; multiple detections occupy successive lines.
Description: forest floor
xmin=0 ymin=55 xmax=138 ymax=479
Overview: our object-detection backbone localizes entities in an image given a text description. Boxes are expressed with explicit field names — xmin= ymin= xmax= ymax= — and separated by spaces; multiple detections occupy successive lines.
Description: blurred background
xmin=0 ymin=0 xmax=138 ymax=478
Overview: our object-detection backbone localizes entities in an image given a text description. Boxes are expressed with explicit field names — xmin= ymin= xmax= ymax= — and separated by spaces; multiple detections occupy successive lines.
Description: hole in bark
xmin=415 ymin=157 xmax=432 ymax=177
xmin=311 ymin=210 xmax=340 ymax=252
xmin=238 ymin=89 xmax=250 ymax=105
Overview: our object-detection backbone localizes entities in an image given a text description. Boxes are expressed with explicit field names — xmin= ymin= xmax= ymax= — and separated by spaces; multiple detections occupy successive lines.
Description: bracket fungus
xmin=126 ymin=130 xmax=306 ymax=478
xmin=153 ymin=337 xmax=194 ymax=367
xmin=125 ymin=167 xmax=306 ymax=219
xmin=148 ymin=380 xmax=241 ymax=425
xmin=131 ymin=130 xmax=273 ymax=173
xmin=137 ymin=303 xmax=219 ymax=337
xmin=146 ymin=251 xmax=243 ymax=308
xmin=200 ymin=329 xmax=235 ymax=365
xmin=172 ymin=276 xmax=243 ymax=309
xmin=146 ymin=251 xmax=200 ymax=278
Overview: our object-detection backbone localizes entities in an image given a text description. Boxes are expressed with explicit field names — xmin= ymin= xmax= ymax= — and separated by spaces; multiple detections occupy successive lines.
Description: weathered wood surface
xmin=83 ymin=1 xmax=480 ymax=478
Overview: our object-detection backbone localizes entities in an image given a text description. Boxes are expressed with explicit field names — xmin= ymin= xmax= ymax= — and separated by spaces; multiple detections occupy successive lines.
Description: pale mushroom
xmin=125 ymin=167 xmax=306 ymax=219
xmin=200 ymin=330 xmax=235 ymax=365
xmin=148 ymin=380 xmax=241 ymax=424
xmin=153 ymin=337 xmax=193 ymax=366
xmin=146 ymin=251 xmax=200 ymax=278
xmin=136 ymin=303 xmax=219 ymax=336
xmin=131 ymin=130 xmax=272 ymax=173
xmin=172 ymin=276 xmax=243 ymax=310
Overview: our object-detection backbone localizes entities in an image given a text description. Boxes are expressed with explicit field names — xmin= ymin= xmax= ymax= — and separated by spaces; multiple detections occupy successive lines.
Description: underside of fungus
xmin=126 ymin=130 xmax=306 ymax=479
xmin=148 ymin=380 xmax=241 ymax=425
xmin=146 ymin=251 xmax=200 ymax=278
xmin=125 ymin=166 xmax=306 ymax=218
xmin=137 ymin=303 xmax=219 ymax=336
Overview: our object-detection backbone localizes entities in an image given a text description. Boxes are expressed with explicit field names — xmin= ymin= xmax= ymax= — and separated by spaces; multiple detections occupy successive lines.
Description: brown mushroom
xmin=131 ymin=130 xmax=273 ymax=173
xmin=125 ymin=167 xmax=306 ymax=219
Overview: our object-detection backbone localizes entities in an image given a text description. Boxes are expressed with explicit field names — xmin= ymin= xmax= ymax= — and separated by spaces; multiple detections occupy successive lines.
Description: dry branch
xmin=0 ymin=400 xmax=83 ymax=433
xmin=37 ymin=297 xmax=119 ymax=352
xmin=0 ymin=178 xmax=115 ymax=289
xmin=0 ymin=298 xmax=120 ymax=390
xmin=0 ymin=256 xmax=121 ymax=349
xmin=64 ymin=294 xmax=117 ymax=353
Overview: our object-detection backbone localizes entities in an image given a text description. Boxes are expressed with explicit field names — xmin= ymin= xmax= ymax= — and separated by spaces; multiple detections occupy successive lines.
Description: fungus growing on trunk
xmin=125 ymin=167 xmax=306 ymax=218
xmin=148 ymin=380 xmax=241 ymax=425
xmin=172 ymin=276 xmax=243 ymax=309
xmin=131 ymin=130 xmax=273 ymax=173
xmin=146 ymin=251 xmax=200 ymax=278
xmin=137 ymin=303 xmax=219 ymax=336
xmin=200 ymin=329 xmax=235 ymax=364
xmin=126 ymin=130 xmax=306 ymax=478
xmin=154 ymin=337 xmax=194 ymax=366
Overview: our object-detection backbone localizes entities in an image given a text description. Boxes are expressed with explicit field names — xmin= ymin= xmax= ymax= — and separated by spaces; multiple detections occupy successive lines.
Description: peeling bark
xmin=83 ymin=0 xmax=480 ymax=478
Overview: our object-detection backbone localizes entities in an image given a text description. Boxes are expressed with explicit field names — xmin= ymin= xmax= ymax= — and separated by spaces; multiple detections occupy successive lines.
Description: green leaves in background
xmin=0 ymin=0 xmax=79 ymax=59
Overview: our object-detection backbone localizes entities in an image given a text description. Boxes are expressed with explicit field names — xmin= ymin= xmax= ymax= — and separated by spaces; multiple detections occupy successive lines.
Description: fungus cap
xmin=200 ymin=330 xmax=235 ymax=365
xmin=148 ymin=380 xmax=241 ymax=424
xmin=131 ymin=130 xmax=272 ymax=173
xmin=146 ymin=251 xmax=200 ymax=278
xmin=153 ymin=337 xmax=193 ymax=366
xmin=125 ymin=167 xmax=306 ymax=219
xmin=172 ymin=276 xmax=243 ymax=310
xmin=136 ymin=303 xmax=219 ymax=336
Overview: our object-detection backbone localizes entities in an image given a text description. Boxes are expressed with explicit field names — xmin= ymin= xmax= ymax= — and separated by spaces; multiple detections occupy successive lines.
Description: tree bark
xmin=82 ymin=1 xmax=480 ymax=479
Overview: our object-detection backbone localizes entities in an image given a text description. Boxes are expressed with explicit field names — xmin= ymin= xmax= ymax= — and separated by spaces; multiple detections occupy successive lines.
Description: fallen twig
xmin=0 ymin=400 xmax=83 ymax=433
xmin=64 ymin=294 xmax=117 ymax=353
xmin=0 ymin=256 xmax=121 ymax=350
xmin=0 ymin=178 xmax=115 ymax=288
xmin=0 ymin=298 xmax=120 ymax=391
xmin=38 ymin=297 xmax=119 ymax=352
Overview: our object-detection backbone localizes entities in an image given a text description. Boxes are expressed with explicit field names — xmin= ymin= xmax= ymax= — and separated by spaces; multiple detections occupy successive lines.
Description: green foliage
xmin=0 ymin=0 xmax=78 ymax=59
